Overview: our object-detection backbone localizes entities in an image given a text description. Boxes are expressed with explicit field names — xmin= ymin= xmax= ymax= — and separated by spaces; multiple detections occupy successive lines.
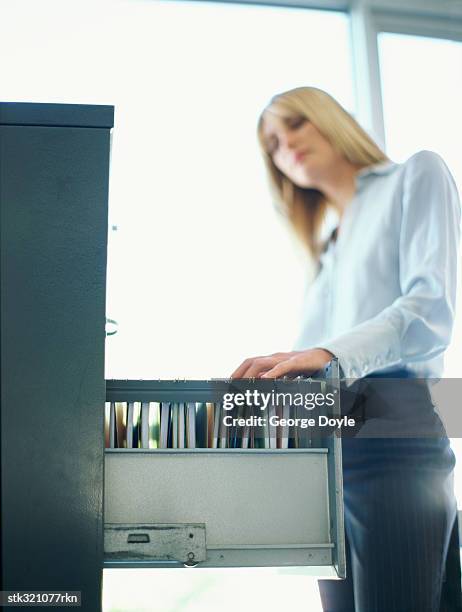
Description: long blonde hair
xmin=257 ymin=87 xmax=388 ymax=259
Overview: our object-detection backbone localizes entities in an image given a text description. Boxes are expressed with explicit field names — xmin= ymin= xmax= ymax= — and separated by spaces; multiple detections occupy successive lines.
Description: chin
xmin=294 ymin=176 xmax=317 ymax=190
xmin=290 ymin=166 xmax=319 ymax=189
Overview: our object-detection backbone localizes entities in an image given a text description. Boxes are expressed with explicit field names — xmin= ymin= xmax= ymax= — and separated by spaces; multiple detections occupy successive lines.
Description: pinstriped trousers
xmin=318 ymin=376 xmax=462 ymax=612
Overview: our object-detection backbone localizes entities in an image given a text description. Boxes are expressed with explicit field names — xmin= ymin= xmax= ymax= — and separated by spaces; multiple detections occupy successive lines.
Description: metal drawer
xmin=103 ymin=363 xmax=345 ymax=577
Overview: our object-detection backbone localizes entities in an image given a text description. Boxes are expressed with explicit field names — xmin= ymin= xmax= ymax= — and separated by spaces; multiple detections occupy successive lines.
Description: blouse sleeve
xmin=319 ymin=151 xmax=461 ymax=382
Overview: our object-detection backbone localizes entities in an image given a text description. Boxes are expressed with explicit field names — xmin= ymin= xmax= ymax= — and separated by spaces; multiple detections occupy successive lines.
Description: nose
xmin=279 ymin=129 xmax=298 ymax=150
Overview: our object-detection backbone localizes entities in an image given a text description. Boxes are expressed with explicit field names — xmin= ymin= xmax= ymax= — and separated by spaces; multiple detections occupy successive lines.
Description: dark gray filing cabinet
xmin=1 ymin=102 xmax=113 ymax=611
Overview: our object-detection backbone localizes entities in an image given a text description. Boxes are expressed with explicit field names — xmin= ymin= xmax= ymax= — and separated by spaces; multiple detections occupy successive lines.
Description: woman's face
xmin=262 ymin=111 xmax=339 ymax=189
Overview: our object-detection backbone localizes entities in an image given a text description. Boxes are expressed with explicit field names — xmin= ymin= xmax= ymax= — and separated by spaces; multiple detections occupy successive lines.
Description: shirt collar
xmin=320 ymin=160 xmax=398 ymax=257
xmin=356 ymin=160 xmax=397 ymax=183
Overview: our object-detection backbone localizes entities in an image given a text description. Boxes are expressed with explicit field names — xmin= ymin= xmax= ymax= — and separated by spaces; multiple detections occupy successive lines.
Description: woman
xmin=231 ymin=87 xmax=461 ymax=611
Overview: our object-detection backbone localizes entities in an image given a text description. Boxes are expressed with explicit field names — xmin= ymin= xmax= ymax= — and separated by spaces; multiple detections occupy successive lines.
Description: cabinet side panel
xmin=1 ymin=124 xmax=109 ymax=611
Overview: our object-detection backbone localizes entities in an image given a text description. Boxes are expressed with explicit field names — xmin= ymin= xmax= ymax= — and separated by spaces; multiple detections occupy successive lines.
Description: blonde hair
xmin=257 ymin=87 xmax=388 ymax=259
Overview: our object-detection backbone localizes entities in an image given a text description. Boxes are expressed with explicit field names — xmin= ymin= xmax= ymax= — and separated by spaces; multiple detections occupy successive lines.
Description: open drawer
xmin=104 ymin=362 xmax=345 ymax=578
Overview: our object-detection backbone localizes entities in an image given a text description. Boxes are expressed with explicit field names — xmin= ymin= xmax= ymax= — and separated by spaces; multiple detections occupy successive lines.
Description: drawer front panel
xmin=105 ymin=451 xmax=330 ymax=547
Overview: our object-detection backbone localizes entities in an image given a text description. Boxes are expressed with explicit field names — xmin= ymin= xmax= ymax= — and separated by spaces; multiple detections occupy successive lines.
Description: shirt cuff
xmin=318 ymin=333 xmax=401 ymax=386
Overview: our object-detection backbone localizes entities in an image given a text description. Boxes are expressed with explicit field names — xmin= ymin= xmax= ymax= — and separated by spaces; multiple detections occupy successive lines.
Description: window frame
xmin=192 ymin=0 xmax=461 ymax=144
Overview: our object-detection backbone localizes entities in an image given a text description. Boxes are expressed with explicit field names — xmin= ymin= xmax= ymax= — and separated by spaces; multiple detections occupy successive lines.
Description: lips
xmin=294 ymin=151 xmax=308 ymax=163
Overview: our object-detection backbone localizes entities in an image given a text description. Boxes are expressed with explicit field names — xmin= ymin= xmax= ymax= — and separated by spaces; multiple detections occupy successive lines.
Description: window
xmin=102 ymin=1 xmax=354 ymax=380
xmin=378 ymin=31 xmax=462 ymax=377
xmin=378 ymin=30 xmax=462 ymax=505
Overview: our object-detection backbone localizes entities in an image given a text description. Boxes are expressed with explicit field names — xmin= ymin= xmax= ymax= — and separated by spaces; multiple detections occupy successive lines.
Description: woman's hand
xmin=230 ymin=348 xmax=334 ymax=379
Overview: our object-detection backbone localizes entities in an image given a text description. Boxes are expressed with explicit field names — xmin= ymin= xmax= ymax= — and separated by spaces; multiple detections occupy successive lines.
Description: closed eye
xmin=285 ymin=116 xmax=307 ymax=130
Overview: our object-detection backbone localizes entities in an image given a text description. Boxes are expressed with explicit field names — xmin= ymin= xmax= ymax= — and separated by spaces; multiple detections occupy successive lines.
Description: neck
xmin=315 ymin=158 xmax=362 ymax=220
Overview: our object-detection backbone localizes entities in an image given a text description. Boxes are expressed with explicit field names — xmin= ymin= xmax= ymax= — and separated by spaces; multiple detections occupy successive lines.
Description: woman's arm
xmin=234 ymin=151 xmax=460 ymax=382
xmin=319 ymin=151 xmax=460 ymax=381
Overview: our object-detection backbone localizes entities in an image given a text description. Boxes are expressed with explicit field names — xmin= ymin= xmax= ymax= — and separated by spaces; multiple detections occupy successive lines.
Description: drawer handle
xmin=127 ymin=533 xmax=150 ymax=544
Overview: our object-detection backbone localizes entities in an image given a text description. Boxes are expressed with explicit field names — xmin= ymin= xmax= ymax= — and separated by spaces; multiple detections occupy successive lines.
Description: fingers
xmin=261 ymin=354 xmax=311 ymax=379
xmin=230 ymin=356 xmax=278 ymax=379
xmin=243 ymin=356 xmax=281 ymax=378
xmin=230 ymin=352 xmax=293 ymax=379
xmin=261 ymin=348 xmax=333 ymax=379
xmin=231 ymin=349 xmax=331 ymax=380
xmin=230 ymin=357 xmax=263 ymax=379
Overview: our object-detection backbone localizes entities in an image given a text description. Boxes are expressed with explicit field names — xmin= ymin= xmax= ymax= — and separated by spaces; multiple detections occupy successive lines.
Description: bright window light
xmin=378 ymin=32 xmax=462 ymax=381
xmin=0 ymin=0 xmax=353 ymax=381
xmin=101 ymin=1 xmax=354 ymax=380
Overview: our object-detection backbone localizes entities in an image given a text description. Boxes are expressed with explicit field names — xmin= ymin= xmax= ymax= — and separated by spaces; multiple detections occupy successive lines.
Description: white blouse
xmin=293 ymin=150 xmax=461 ymax=382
